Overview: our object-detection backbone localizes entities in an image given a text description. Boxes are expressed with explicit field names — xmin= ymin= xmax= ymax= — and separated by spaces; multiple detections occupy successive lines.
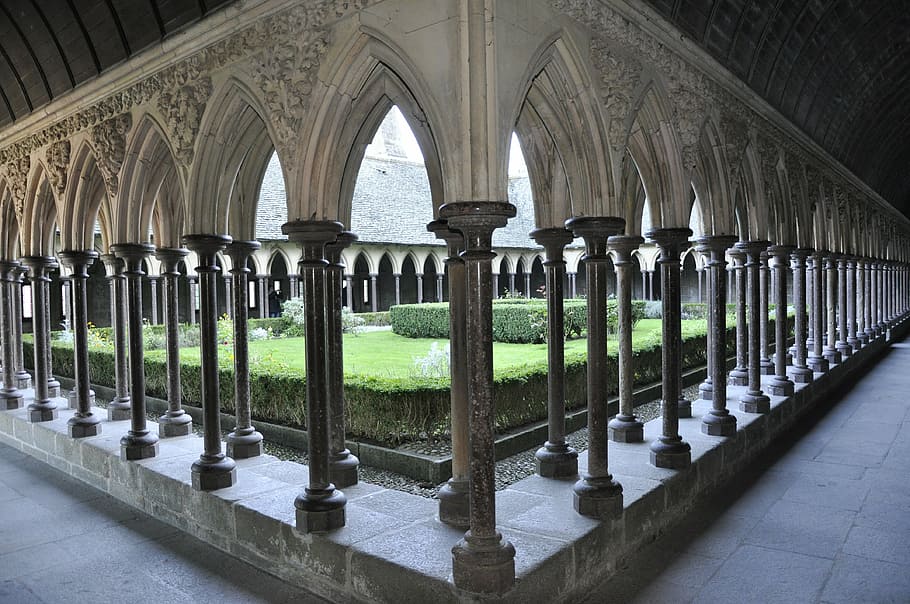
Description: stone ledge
xmin=1 ymin=318 xmax=905 ymax=603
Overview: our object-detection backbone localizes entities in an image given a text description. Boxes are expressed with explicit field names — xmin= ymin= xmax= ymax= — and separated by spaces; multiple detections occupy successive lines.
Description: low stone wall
xmin=1 ymin=320 xmax=904 ymax=603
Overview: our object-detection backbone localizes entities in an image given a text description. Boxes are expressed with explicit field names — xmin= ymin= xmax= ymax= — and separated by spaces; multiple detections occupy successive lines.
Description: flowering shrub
xmin=412 ymin=341 xmax=450 ymax=378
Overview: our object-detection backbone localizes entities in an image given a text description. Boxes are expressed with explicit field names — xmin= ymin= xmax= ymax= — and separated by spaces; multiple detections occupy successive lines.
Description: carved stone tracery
xmin=157 ymin=76 xmax=213 ymax=167
xmin=46 ymin=141 xmax=71 ymax=199
xmin=91 ymin=113 xmax=132 ymax=198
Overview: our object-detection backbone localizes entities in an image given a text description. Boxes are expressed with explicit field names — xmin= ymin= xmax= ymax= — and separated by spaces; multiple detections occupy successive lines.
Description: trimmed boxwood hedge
xmin=30 ymin=313 xmax=793 ymax=446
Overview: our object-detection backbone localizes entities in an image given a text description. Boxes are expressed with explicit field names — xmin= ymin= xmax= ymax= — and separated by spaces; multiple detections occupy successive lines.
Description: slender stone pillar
xmin=835 ymin=256 xmax=852 ymax=358
xmin=393 ymin=274 xmax=401 ymax=306
xmin=696 ymin=236 xmax=737 ymax=435
xmin=288 ymin=276 xmax=299 ymax=300
xmin=857 ymin=258 xmax=868 ymax=346
xmin=442 ymin=202 xmax=516 ymax=593
xmin=101 ymin=254 xmax=132 ymax=419
xmin=42 ymin=263 xmax=61 ymax=399
xmin=149 ymin=276 xmax=159 ymax=324
xmin=369 ymin=273 xmax=378 ymax=312
xmin=11 ymin=265 xmax=31 ymax=390
xmin=508 ymin=272 xmax=516 ymax=295
xmin=58 ymin=251 xmax=102 ymax=437
xmin=428 ymin=221 xmax=471 ymax=525
xmin=609 ymin=235 xmax=646 ymax=443
xmin=567 ymin=216 xmax=625 ymax=514
xmin=416 ymin=274 xmax=424 ymax=304
xmin=758 ymin=251 xmax=774 ymax=375
xmin=728 ymin=248 xmax=748 ymax=385
xmin=224 ymin=241 xmax=265 ymax=459
xmin=0 ymin=262 xmax=24 ymax=409
xmin=823 ymin=254 xmax=841 ymax=365
xmin=155 ymin=248 xmax=193 ymax=438
xmin=110 ymin=244 xmax=159 ymax=460
xmin=283 ymin=221 xmax=346 ymax=532
xmin=21 ymin=257 xmax=57 ymax=422
xmin=529 ymin=227 xmax=580 ymax=470
xmin=345 ymin=275 xmax=354 ymax=310
xmin=183 ymin=235 xmax=235 ymax=489
xmin=807 ymin=255 xmax=815 ymax=352
xmin=646 ymin=227 xmax=692 ymax=468
xmin=187 ymin=277 xmax=197 ymax=324
xmin=569 ymin=272 xmax=576 ymax=298
xmin=790 ymin=249 xmax=814 ymax=383
xmin=493 ymin=273 xmax=500 ymax=298
xmin=807 ymin=251 xmax=829 ymax=372
xmin=257 ymin=276 xmax=268 ymax=319
xmin=523 ymin=273 xmax=531 ymax=299
xmin=767 ymin=245 xmax=795 ymax=396
xmin=846 ymin=258 xmax=860 ymax=351
xmin=325 ymin=232 xmax=359 ymax=487
xmin=223 ymin=276 xmax=233 ymax=319
xmin=736 ymin=241 xmax=771 ymax=413
xmin=439 ymin=274 xmax=446 ymax=302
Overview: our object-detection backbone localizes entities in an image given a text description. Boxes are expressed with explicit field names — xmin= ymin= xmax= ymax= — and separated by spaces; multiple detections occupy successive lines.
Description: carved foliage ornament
xmin=1 ymin=155 xmax=29 ymax=219
xmin=46 ymin=140 xmax=70 ymax=199
xmin=157 ymin=76 xmax=213 ymax=166
xmin=91 ymin=113 xmax=132 ymax=198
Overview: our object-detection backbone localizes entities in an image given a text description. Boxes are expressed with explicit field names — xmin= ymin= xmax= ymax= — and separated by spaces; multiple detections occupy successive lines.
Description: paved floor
xmin=588 ymin=340 xmax=910 ymax=603
xmin=0 ymin=445 xmax=328 ymax=603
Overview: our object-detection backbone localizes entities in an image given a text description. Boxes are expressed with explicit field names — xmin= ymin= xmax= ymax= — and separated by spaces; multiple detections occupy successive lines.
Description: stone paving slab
xmin=1 ymin=321 xmax=907 ymax=603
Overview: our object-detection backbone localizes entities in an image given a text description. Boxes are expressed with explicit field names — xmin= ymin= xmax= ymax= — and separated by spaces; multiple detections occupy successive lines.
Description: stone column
xmin=149 ymin=276 xmax=159 ymax=324
xmin=523 ymin=273 xmax=531 ymax=299
xmin=369 ymin=273 xmax=378 ymax=312
xmin=508 ymin=272 xmax=516 ymax=295
xmin=257 ymin=276 xmax=268 ymax=319
xmin=21 ymin=256 xmax=57 ymax=422
xmin=759 ymin=251 xmax=773 ymax=375
xmin=283 ymin=220 xmax=346 ymax=533
xmin=610 ymin=235 xmax=647 ymax=441
xmin=416 ymin=273 xmax=424 ymax=303
xmin=728 ymin=248 xmax=748 ymax=386
xmin=567 ymin=217 xmax=625 ymax=515
xmin=223 ymin=276 xmax=233 ymax=319
xmin=697 ymin=246 xmax=715 ymax=402
xmin=225 ymin=241 xmax=264 ymax=459
xmin=11 ymin=265 xmax=31 ymax=389
xmin=529 ymin=227 xmax=580 ymax=471
xmin=870 ymin=260 xmax=879 ymax=336
xmin=642 ymin=270 xmax=648 ymax=300
xmin=187 ymin=277 xmax=197 ymax=325
xmin=857 ymin=258 xmax=868 ymax=346
xmin=345 ymin=275 xmax=354 ymax=310
xmin=835 ymin=256 xmax=852 ymax=358
xmin=0 ymin=262 xmax=24 ymax=409
xmin=439 ymin=274 xmax=446 ymax=302
xmin=736 ymin=241 xmax=771 ymax=414
xmin=288 ymin=275 xmax=298 ymax=300
xmin=806 ymin=254 xmax=815 ymax=352
xmin=647 ymin=227 xmax=693 ymax=468
xmin=393 ymin=274 xmax=401 ymax=306
xmin=846 ymin=257 xmax=860 ymax=351
xmin=790 ymin=249 xmax=814 ymax=383
xmin=428 ymin=220 xmax=470 ymax=526
xmin=100 ymin=255 xmax=131 ymax=419
xmin=767 ymin=245 xmax=795 ymax=397
xmin=569 ymin=272 xmax=577 ymax=298
xmin=43 ymin=262 xmax=60 ymax=399
xmin=110 ymin=244 xmax=159 ymax=460
xmin=648 ymin=269 xmax=656 ymax=300
xmin=58 ymin=251 xmax=102 ymax=437
xmin=183 ymin=235 xmax=235 ymax=490
xmin=807 ymin=251 xmax=829 ymax=372
xmin=155 ymin=248 xmax=193 ymax=438
xmin=326 ymin=232 xmax=359 ymax=488
xmin=696 ymin=236 xmax=738 ymax=435
xmin=493 ymin=273 xmax=500 ymax=298
xmin=443 ymin=202 xmax=516 ymax=593
xmin=823 ymin=254 xmax=841 ymax=365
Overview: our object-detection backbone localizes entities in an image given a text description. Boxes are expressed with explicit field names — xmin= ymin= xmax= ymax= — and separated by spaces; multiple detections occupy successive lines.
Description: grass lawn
xmin=175 ymin=318 xmax=679 ymax=378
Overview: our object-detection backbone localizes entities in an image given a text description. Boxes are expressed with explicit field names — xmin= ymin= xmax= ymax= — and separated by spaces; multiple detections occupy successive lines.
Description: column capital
xmin=183 ymin=234 xmax=231 ymax=265
xmin=225 ymin=240 xmax=261 ymax=265
xmin=734 ymin=240 xmax=771 ymax=256
xmin=326 ymin=231 xmax=357 ymax=266
xmin=647 ymin=227 xmax=693 ymax=259
xmin=110 ymin=242 xmax=155 ymax=274
xmin=155 ymin=247 xmax=189 ymax=275
xmin=694 ymin=234 xmax=737 ymax=259
xmin=607 ymin=234 xmax=644 ymax=264
xmin=530 ymin=227 xmax=574 ymax=263
xmin=767 ymin=244 xmax=795 ymax=268
xmin=282 ymin=220 xmax=343 ymax=265
xmin=0 ymin=259 xmax=20 ymax=280
xmin=791 ymin=247 xmax=813 ymax=260
xmin=567 ymin=216 xmax=625 ymax=260
xmin=728 ymin=246 xmax=745 ymax=266
xmin=441 ymin=202 xmax=515 ymax=257
xmin=428 ymin=219 xmax=465 ymax=259
xmin=57 ymin=250 xmax=98 ymax=279
xmin=20 ymin=255 xmax=57 ymax=279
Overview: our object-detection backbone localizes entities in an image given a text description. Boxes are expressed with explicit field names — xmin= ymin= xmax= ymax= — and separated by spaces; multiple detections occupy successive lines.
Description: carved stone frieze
xmin=1 ymin=155 xmax=29 ymax=219
xmin=589 ymin=38 xmax=641 ymax=154
xmin=157 ymin=76 xmax=213 ymax=166
xmin=46 ymin=140 xmax=71 ymax=199
xmin=91 ymin=113 xmax=132 ymax=198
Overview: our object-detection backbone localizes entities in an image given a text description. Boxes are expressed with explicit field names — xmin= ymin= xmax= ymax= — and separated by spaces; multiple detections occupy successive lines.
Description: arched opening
xmin=423 ymin=256 xmax=439 ymax=303
xmin=269 ymin=254 xmax=289 ymax=317
xmin=400 ymin=255 xmax=419 ymax=304
xmin=681 ymin=252 xmax=699 ymax=303
xmin=530 ymin=257 xmax=546 ymax=298
xmin=377 ymin=254 xmax=396 ymax=311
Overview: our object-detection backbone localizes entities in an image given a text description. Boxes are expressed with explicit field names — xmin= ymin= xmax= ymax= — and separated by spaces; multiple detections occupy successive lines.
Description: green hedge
xmin=355 ymin=311 xmax=391 ymax=326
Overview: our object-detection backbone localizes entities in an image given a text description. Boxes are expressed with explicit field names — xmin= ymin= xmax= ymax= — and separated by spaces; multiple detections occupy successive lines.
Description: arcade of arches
xmin=1 ymin=1 xmax=909 ymax=602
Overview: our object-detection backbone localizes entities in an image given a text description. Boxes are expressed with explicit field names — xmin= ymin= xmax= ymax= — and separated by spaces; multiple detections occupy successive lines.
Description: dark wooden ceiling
xmin=644 ymin=0 xmax=910 ymax=215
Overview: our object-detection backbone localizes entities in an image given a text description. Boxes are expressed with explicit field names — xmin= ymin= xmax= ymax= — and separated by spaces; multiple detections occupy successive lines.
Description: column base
xmin=702 ymin=411 xmax=737 ymax=437
xmin=772 ymin=352 xmax=793 ymax=366
xmin=759 ymin=359 xmax=774 ymax=375
xmin=226 ymin=428 xmax=264 ymax=460
xmin=295 ymin=487 xmax=346 ymax=533
xmin=739 ymin=391 xmax=770 ymax=414
xmin=767 ymin=376 xmax=794 ymax=397
xmin=438 ymin=478 xmax=471 ymax=529
xmin=0 ymin=389 xmax=23 ymax=410
xmin=807 ymin=355 xmax=829 ymax=373
xmin=864 ymin=328 xmax=876 ymax=341
xmin=791 ymin=365 xmax=814 ymax=384
xmin=27 ymin=401 xmax=57 ymax=422
xmin=836 ymin=342 xmax=852 ymax=359
xmin=677 ymin=397 xmax=692 ymax=419
xmin=535 ymin=443 xmax=579 ymax=477
xmin=121 ymin=431 xmax=159 ymax=461
xmin=67 ymin=389 xmax=95 ymax=410
xmin=158 ymin=412 xmax=193 ymax=438
xmin=847 ymin=336 xmax=861 ymax=351
xmin=15 ymin=372 xmax=31 ymax=390
xmin=823 ymin=348 xmax=842 ymax=365
xmin=68 ymin=414 xmax=101 ymax=438
xmin=607 ymin=416 xmax=644 ymax=444
xmin=698 ymin=380 xmax=712 ymax=401
xmin=192 ymin=455 xmax=236 ymax=490
xmin=328 ymin=450 xmax=360 ymax=488
xmin=108 ymin=397 xmax=131 ymax=421
xmin=728 ymin=368 xmax=748 ymax=386
xmin=452 ymin=533 xmax=516 ymax=595
xmin=650 ymin=437 xmax=691 ymax=469
xmin=47 ymin=379 xmax=60 ymax=399
xmin=572 ymin=475 xmax=623 ymax=518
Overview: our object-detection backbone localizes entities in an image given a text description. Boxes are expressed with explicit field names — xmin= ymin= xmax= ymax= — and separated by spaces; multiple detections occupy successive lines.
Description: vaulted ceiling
xmin=644 ymin=0 xmax=910 ymax=216
xmin=1 ymin=1 xmax=909 ymax=217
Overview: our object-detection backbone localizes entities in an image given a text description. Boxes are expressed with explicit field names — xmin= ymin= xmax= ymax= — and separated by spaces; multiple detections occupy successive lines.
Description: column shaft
xmin=768 ymin=246 xmax=795 ymax=396
xmin=0 ymin=262 xmax=23 ymax=409
xmin=737 ymin=241 xmax=771 ymax=413
xmin=22 ymin=257 xmax=56 ymax=422
xmin=790 ymin=250 xmax=813 ymax=383
xmin=156 ymin=248 xmax=192 ymax=438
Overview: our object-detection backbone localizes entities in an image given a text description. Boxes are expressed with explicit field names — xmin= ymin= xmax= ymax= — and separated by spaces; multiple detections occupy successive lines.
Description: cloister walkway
xmin=588 ymin=338 xmax=910 ymax=603
xmin=2 ymin=338 xmax=909 ymax=603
